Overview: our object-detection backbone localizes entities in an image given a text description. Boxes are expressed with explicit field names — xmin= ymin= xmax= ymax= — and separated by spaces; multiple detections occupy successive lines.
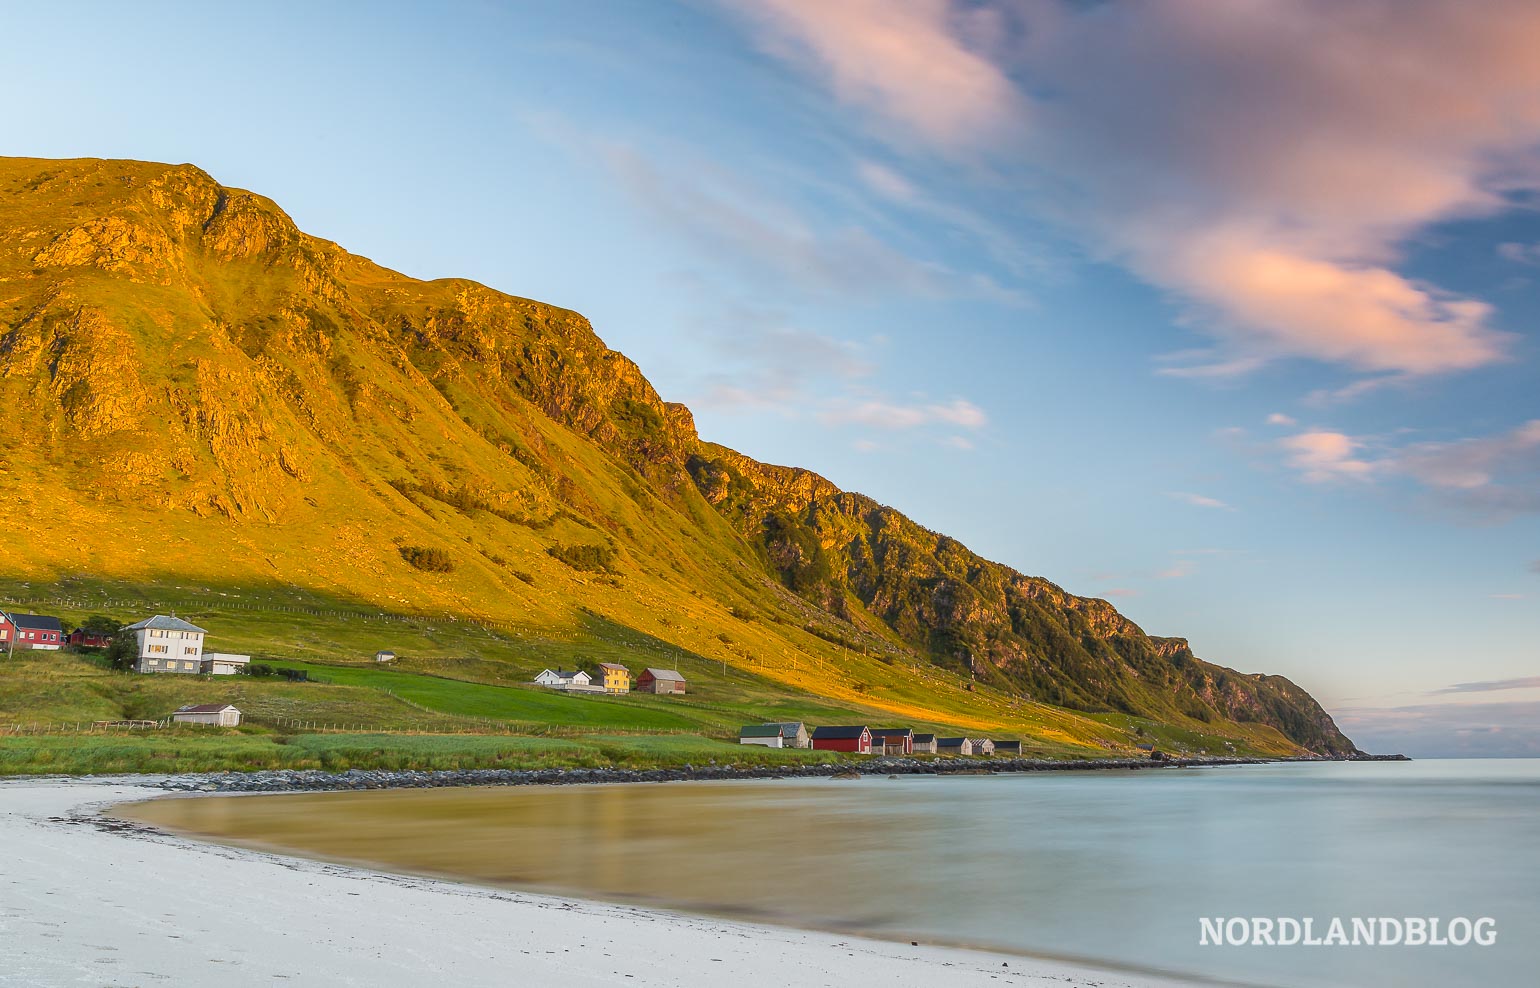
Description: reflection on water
xmin=118 ymin=760 xmax=1539 ymax=988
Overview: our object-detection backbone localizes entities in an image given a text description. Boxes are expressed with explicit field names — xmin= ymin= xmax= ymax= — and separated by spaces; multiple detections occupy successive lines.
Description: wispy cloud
xmin=1273 ymin=419 xmax=1540 ymax=516
xmin=725 ymin=0 xmax=1021 ymax=152
xmin=1168 ymin=491 xmax=1233 ymax=510
xmin=1432 ymin=676 xmax=1540 ymax=694
xmin=1266 ymin=413 xmax=1297 ymax=427
xmin=727 ymin=0 xmax=1540 ymax=381
xmin=820 ymin=397 xmax=988 ymax=431
xmin=1498 ymin=241 xmax=1540 ymax=266
xmin=1334 ymin=700 xmax=1540 ymax=757
xmin=1279 ymin=430 xmax=1378 ymax=483
xmin=1157 ymin=558 xmax=1198 ymax=580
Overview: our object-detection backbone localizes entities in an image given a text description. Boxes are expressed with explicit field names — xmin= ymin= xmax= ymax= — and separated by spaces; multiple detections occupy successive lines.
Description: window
xmin=183 ymin=662 xmax=196 ymax=671
xmin=184 ymin=646 xmax=197 ymax=655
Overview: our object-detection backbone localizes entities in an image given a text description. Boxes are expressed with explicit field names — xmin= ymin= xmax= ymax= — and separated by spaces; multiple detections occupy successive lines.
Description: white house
xmin=200 ymin=652 xmax=251 ymax=676
xmin=532 ymin=669 xmax=598 ymax=691
xmin=126 ymin=615 xmax=207 ymax=674
xmin=171 ymin=703 xmax=242 ymax=727
xmin=375 ymin=650 xmax=396 ymax=663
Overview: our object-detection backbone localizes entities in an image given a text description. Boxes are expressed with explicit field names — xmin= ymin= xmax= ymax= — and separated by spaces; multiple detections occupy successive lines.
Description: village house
xmin=67 ymin=628 xmax=113 ymax=649
xmin=937 ymin=737 xmax=974 ymax=756
xmin=0 ymin=611 xmax=13 ymax=650
xmin=972 ymin=738 xmax=996 ymax=757
xmin=171 ymin=703 xmax=242 ymax=727
xmin=636 ymin=668 xmax=686 ymax=695
xmin=375 ymin=650 xmax=396 ymax=663
xmin=126 ymin=615 xmax=207 ymax=674
xmin=912 ymin=733 xmax=938 ymax=754
xmin=9 ymin=613 xmax=64 ymax=650
xmin=532 ymin=669 xmax=599 ymax=691
xmin=738 ymin=724 xmax=784 ymax=747
xmin=993 ymin=740 xmax=1023 ymax=757
xmin=811 ymin=725 xmax=872 ymax=754
xmin=869 ymin=728 xmax=914 ymax=755
xmin=200 ymin=652 xmax=252 ymax=676
xmin=596 ymin=662 xmax=630 ymax=693
xmin=765 ymin=722 xmax=810 ymax=748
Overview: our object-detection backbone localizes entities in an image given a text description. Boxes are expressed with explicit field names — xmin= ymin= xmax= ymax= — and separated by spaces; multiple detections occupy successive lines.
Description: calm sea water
xmin=121 ymin=759 xmax=1539 ymax=987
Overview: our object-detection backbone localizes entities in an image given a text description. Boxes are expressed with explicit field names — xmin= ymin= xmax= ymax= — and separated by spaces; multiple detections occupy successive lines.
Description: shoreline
xmin=0 ymin=775 xmax=1209 ymax=987
xmin=140 ymin=752 xmax=1392 ymax=795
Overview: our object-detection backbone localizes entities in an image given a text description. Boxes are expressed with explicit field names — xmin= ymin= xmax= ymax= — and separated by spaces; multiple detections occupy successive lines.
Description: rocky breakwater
xmin=153 ymin=754 xmax=1288 ymax=794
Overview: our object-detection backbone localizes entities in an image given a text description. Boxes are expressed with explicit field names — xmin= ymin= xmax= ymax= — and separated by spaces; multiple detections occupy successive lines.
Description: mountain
xmin=0 ymin=156 xmax=1357 ymax=756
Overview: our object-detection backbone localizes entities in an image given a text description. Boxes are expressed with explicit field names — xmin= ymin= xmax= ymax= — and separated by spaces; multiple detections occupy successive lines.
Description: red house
xmin=810 ymin=725 xmax=872 ymax=753
xmin=869 ymin=728 xmax=914 ymax=755
xmin=8 ymin=613 xmax=64 ymax=650
xmin=68 ymin=629 xmax=113 ymax=648
xmin=0 ymin=612 xmax=14 ymax=649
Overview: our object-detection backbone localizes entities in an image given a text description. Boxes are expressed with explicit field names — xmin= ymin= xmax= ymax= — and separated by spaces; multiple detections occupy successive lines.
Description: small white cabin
xmin=172 ymin=704 xmax=242 ymax=727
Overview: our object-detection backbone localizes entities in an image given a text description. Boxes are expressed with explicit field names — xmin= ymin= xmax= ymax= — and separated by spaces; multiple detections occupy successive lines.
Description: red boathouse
xmin=810 ymin=725 xmax=872 ymax=754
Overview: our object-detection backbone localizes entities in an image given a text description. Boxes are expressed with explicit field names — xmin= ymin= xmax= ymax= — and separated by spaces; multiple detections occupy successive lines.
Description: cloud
xmin=1156 ymin=558 xmax=1197 ymax=580
xmin=1498 ymin=241 xmax=1540 ymax=265
xmin=729 ymin=1 xmax=1540 ymax=379
xmin=726 ymin=0 xmax=1020 ymax=151
xmin=855 ymin=159 xmax=918 ymax=203
xmin=1168 ymin=491 xmax=1232 ymax=510
xmin=1266 ymin=413 xmax=1297 ymax=427
xmin=820 ymin=397 xmax=988 ymax=431
xmin=1279 ymin=430 xmax=1377 ymax=483
xmin=1335 ymin=700 xmax=1540 ymax=757
xmin=1101 ymin=587 xmax=1141 ymax=599
xmin=1273 ymin=419 xmax=1540 ymax=516
xmin=1433 ymin=676 xmax=1540 ymax=694
xmin=943 ymin=435 xmax=975 ymax=451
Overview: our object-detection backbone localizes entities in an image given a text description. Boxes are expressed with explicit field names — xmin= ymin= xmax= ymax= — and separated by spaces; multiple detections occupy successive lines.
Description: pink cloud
xmin=726 ymin=0 xmax=1019 ymax=150
xmin=821 ymin=396 xmax=988 ymax=431
xmin=1280 ymin=430 xmax=1377 ymax=483
xmin=730 ymin=0 xmax=1540 ymax=378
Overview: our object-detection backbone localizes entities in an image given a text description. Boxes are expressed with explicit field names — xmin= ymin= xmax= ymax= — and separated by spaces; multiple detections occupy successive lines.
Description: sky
xmin=5 ymin=0 xmax=1537 ymax=756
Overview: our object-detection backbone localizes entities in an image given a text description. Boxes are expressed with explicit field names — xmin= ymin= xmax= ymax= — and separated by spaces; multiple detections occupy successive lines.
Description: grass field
xmin=0 ymin=576 xmax=1304 ymax=775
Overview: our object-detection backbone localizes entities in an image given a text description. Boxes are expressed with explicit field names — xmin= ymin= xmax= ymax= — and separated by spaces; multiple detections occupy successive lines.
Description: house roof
xmin=125 ymin=615 xmax=207 ymax=633
xmin=811 ymin=725 xmax=869 ymax=739
xmin=765 ymin=722 xmax=805 ymax=737
xmin=912 ymin=734 xmax=937 ymax=743
xmin=870 ymin=728 xmax=913 ymax=739
xmin=994 ymin=739 xmax=1022 ymax=747
xmin=597 ymin=663 xmax=629 ymax=672
xmin=555 ymin=669 xmax=586 ymax=679
xmin=375 ymin=649 xmax=396 ymax=655
xmin=10 ymin=613 xmax=63 ymax=632
xmin=739 ymin=725 xmax=783 ymax=738
xmin=641 ymin=668 xmax=684 ymax=681
xmin=175 ymin=704 xmax=237 ymax=713
xmin=937 ymin=737 xmax=970 ymax=746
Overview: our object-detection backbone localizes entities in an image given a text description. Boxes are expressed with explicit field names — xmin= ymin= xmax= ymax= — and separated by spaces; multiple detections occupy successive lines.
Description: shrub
xmin=244 ymin=663 xmax=275 ymax=677
xmin=546 ymin=543 xmax=615 ymax=572
xmin=399 ymin=545 xmax=454 ymax=572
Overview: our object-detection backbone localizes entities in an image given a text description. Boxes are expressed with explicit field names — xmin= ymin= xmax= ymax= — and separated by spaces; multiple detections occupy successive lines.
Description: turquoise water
xmin=129 ymin=759 xmax=1539 ymax=987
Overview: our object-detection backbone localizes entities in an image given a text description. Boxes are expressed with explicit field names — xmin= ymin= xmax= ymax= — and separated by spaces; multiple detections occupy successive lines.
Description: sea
xmin=120 ymin=759 xmax=1539 ymax=987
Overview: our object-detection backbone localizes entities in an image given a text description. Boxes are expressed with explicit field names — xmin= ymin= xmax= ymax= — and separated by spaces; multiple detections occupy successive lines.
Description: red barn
xmin=810 ymin=725 xmax=872 ymax=753
xmin=68 ymin=629 xmax=113 ymax=649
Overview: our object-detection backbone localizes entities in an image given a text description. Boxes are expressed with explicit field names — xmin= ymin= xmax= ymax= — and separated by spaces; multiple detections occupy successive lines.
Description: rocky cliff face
xmin=0 ymin=156 xmax=1357 ymax=756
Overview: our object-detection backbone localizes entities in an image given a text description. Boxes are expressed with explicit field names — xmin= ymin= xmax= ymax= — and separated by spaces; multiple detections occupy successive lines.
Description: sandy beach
xmin=0 ymin=777 xmax=1201 ymax=988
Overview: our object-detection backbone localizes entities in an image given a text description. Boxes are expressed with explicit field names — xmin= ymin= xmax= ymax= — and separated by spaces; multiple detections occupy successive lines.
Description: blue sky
xmin=7 ymin=1 xmax=1538 ymax=754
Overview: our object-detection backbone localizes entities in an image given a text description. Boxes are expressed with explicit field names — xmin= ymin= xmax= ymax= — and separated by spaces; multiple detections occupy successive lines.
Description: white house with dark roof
xmin=532 ymin=669 xmax=603 ymax=691
xmin=126 ymin=615 xmax=207 ymax=674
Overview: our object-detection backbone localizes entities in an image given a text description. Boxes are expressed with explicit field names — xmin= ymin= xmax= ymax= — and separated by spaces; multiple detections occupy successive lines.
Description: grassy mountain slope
xmin=0 ymin=156 xmax=1356 ymax=757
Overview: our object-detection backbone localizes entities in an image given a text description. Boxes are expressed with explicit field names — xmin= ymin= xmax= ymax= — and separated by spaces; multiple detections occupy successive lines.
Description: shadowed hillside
xmin=0 ymin=156 xmax=1357 ymax=756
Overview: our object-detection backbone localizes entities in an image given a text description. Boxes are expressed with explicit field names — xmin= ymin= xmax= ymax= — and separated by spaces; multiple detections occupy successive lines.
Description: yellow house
xmin=596 ymin=662 xmax=630 ymax=693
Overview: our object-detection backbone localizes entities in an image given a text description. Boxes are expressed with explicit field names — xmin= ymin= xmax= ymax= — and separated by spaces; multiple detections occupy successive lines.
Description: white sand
xmin=0 ymin=778 xmax=1199 ymax=987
